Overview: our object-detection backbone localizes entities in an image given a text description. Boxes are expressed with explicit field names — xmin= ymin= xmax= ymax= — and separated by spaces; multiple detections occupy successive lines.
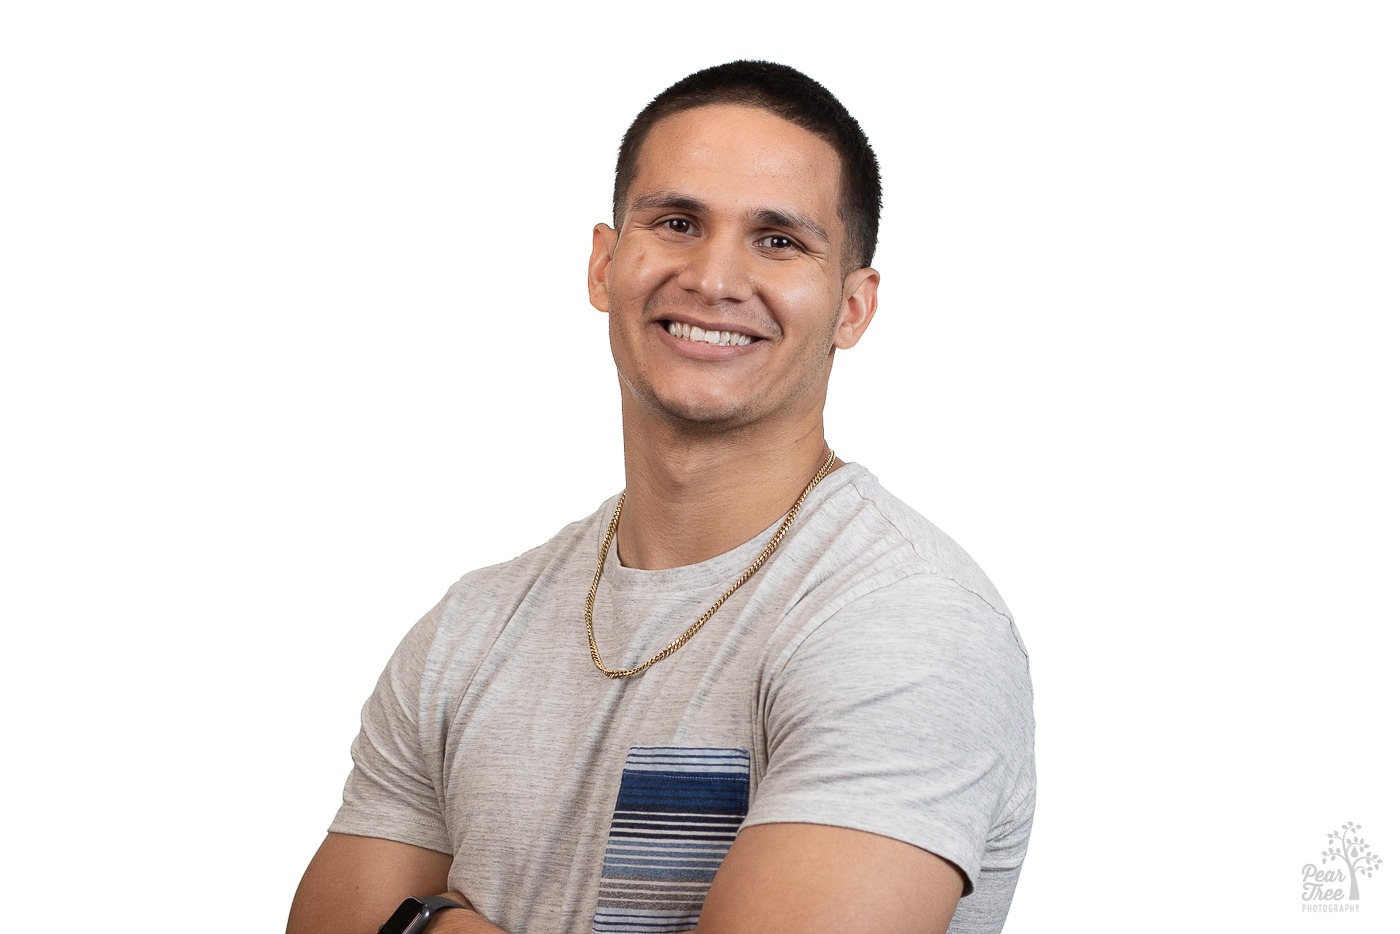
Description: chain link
xmin=585 ymin=449 xmax=837 ymax=679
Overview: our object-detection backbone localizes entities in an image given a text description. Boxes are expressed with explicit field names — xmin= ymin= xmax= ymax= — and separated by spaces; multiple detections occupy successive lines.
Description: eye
xmin=759 ymin=234 xmax=798 ymax=251
xmin=663 ymin=218 xmax=695 ymax=235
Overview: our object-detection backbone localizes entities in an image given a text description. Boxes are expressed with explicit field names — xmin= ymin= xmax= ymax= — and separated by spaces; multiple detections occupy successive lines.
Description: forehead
xmin=627 ymin=104 xmax=844 ymax=223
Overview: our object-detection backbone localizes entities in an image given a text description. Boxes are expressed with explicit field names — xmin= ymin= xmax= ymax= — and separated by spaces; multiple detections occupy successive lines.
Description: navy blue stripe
xmin=614 ymin=781 xmax=748 ymax=812
xmin=619 ymin=768 xmax=748 ymax=780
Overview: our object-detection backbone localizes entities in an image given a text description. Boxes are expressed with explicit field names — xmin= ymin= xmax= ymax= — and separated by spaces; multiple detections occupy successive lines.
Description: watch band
xmin=377 ymin=895 xmax=468 ymax=934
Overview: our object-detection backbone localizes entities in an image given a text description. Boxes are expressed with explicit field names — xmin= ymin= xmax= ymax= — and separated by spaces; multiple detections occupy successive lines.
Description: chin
xmin=633 ymin=383 xmax=755 ymax=429
xmin=655 ymin=398 xmax=753 ymax=428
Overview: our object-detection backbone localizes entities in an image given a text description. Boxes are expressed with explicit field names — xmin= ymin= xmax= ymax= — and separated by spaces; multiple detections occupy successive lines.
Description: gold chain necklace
xmin=585 ymin=449 xmax=838 ymax=680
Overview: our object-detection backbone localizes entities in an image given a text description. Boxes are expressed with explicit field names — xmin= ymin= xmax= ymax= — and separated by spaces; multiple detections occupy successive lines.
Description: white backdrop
xmin=2 ymin=2 xmax=1396 ymax=931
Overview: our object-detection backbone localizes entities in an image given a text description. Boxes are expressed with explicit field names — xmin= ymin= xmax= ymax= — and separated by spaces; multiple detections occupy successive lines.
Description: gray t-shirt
xmin=332 ymin=464 xmax=1035 ymax=934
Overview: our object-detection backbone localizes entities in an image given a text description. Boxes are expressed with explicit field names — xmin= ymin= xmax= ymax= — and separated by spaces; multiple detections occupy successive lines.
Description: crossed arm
xmin=286 ymin=823 xmax=964 ymax=934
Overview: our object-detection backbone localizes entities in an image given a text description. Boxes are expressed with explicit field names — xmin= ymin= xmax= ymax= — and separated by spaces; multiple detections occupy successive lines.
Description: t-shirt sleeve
xmin=328 ymin=602 xmax=453 ymax=855
xmin=743 ymin=572 xmax=1035 ymax=894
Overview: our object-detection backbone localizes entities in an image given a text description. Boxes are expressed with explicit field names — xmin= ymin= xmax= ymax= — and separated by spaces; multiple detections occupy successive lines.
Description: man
xmin=288 ymin=61 xmax=1034 ymax=934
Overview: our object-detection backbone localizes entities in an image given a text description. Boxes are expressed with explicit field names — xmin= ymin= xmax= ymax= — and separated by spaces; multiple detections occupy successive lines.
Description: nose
xmin=675 ymin=234 xmax=754 ymax=305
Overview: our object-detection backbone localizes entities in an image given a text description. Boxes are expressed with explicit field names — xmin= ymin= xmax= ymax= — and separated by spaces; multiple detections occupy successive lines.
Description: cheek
xmin=764 ymin=277 xmax=844 ymax=341
xmin=609 ymin=245 xmax=671 ymax=305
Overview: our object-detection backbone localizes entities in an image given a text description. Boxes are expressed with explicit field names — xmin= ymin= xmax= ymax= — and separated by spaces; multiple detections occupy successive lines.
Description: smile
xmin=666 ymin=321 xmax=754 ymax=347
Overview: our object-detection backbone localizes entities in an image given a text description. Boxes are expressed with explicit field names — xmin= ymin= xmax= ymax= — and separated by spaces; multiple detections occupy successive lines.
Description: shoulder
xmin=436 ymin=496 xmax=617 ymax=618
xmin=790 ymin=465 xmax=1017 ymax=633
xmin=766 ymin=465 xmax=1033 ymax=748
xmin=394 ymin=496 xmax=619 ymax=665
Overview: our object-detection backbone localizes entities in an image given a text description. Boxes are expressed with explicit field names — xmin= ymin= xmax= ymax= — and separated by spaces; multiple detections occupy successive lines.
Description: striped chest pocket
xmin=591 ymin=746 xmax=751 ymax=934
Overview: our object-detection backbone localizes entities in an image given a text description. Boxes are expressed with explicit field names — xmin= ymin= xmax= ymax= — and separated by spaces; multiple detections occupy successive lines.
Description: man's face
xmin=588 ymin=104 xmax=878 ymax=435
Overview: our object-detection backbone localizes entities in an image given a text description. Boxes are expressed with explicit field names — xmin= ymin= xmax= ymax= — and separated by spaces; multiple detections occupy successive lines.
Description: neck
xmin=615 ymin=415 xmax=839 ymax=570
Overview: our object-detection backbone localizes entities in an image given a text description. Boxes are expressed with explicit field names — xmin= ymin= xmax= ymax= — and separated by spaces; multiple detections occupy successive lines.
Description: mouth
xmin=664 ymin=320 xmax=755 ymax=347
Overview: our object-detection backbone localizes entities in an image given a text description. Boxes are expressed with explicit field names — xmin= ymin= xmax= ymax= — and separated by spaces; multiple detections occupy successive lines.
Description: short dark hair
xmin=613 ymin=60 xmax=882 ymax=270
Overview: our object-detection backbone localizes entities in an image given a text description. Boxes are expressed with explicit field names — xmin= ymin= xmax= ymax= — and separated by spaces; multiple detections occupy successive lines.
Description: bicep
xmin=752 ymin=577 xmax=1034 ymax=890
xmin=287 ymin=832 xmax=453 ymax=934
xmin=696 ymin=823 xmax=962 ymax=934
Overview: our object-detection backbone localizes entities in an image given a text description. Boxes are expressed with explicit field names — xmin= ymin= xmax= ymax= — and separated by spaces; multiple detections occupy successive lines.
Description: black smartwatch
xmin=377 ymin=895 xmax=468 ymax=934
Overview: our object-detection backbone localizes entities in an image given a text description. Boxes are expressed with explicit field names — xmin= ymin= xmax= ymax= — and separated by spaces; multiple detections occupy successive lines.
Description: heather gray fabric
xmin=331 ymin=464 xmax=1035 ymax=934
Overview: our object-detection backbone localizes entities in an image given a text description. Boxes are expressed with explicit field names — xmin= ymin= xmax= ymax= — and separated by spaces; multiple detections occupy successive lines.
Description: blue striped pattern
xmin=591 ymin=746 xmax=751 ymax=933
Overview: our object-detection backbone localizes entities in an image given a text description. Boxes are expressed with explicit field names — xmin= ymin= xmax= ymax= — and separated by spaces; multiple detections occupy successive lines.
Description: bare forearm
xmin=410 ymin=892 xmax=509 ymax=934
xmin=425 ymin=905 xmax=511 ymax=934
xmin=287 ymin=834 xmax=457 ymax=934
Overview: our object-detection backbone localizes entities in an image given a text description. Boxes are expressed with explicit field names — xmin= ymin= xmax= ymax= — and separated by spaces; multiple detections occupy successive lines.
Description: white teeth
xmin=666 ymin=322 xmax=754 ymax=346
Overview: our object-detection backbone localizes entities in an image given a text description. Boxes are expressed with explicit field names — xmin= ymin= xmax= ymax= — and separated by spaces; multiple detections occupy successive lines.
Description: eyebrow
xmin=752 ymin=208 xmax=831 ymax=248
xmin=629 ymin=190 xmax=707 ymax=215
xmin=629 ymin=189 xmax=832 ymax=247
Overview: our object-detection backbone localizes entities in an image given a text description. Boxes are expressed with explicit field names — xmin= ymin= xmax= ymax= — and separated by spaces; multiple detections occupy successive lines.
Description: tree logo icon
xmin=1302 ymin=822 xmax=1384 ymax=902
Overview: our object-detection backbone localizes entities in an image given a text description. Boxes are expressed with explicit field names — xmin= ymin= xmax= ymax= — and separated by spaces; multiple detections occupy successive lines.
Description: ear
xmin=832 ymin=267 xmax=879 ymax=350
xmin=588 ymin=224 xmax=618 ymax=313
